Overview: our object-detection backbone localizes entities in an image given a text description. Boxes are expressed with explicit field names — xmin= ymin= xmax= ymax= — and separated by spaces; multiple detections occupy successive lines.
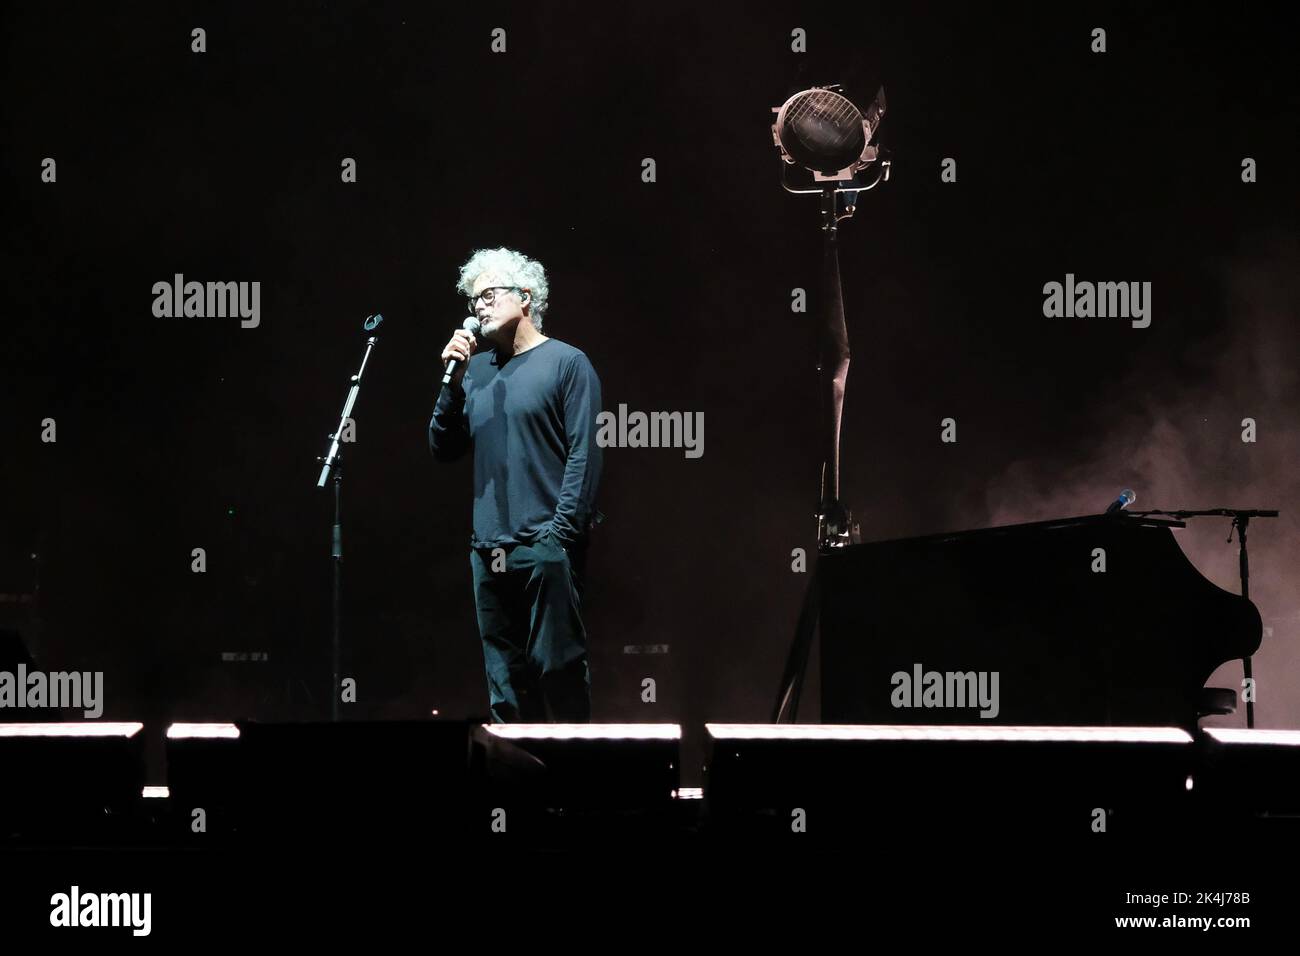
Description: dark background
xmin=3 ymin=2 xmax=1298 ymax=784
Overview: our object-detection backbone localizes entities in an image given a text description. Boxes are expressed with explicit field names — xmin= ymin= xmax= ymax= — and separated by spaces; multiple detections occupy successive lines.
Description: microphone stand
xmin=1130 ymin=507 xmax=1280 ymax=728
xmin=315 ymin=314 xmax=383 ymax=722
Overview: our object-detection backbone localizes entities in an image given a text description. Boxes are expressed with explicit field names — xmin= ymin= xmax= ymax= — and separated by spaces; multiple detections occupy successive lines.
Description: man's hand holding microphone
xmin=440 ymin=317 xmax=481 ymax=388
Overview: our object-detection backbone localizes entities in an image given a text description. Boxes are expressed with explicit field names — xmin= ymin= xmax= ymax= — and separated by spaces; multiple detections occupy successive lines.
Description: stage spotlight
xmin=765 ymin=81 xmax=891 ymax=562
xmin=771 ymin=85 xmax=888 ymax=183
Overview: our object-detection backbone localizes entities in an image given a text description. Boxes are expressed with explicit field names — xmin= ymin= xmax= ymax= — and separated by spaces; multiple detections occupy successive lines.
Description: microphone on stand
xmin=1104 ymin=488 xmax=1136 ymax=514
xmin=441 ymin=316 xmax=482 ymax=388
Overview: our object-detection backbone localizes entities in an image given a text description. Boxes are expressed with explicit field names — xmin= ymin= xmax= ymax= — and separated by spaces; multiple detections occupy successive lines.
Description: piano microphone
xmin=1105 ymin=488 xmax=1136 ymax=514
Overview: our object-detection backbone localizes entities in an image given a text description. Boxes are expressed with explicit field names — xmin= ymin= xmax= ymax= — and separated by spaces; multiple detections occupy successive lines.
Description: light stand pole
xmin=768 ymin=85 xmax=890 ymax=721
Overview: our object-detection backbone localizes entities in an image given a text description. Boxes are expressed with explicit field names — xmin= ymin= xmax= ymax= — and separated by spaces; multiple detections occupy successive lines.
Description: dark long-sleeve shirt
xmin=429 ymin=338 xmax=602 ymax=550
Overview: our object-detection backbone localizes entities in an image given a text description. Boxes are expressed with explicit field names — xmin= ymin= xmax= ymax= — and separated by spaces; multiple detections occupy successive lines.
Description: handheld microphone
xmin=441 ymin=316 xmax=481 ymax=387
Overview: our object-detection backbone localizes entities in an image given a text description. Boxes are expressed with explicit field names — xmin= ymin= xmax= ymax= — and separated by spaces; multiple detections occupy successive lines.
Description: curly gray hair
xmin=456 ymin=246 xmax=550 ymax=331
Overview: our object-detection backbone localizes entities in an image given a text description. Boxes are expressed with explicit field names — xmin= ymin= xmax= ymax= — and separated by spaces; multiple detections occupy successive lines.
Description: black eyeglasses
xmin=466 ymin=286 xmax=520 ymax=312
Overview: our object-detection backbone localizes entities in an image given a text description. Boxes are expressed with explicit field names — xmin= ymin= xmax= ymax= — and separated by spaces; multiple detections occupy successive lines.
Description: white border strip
xmin=484 ymin=723 xmax=681 ymax=740
xmin=166 ymin=722 xmax=241 ymax=739
xmin=0 ymin=722 xmax=143 ymax=738
xmin=1205 ymin=728 xmax=1300 ymax=747
xmin=705 ymin=724 xmax=1193 ymax=744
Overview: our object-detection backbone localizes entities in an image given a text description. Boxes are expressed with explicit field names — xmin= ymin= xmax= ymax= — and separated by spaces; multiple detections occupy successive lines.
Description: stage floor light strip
xmin=0 ymin=722 xmax=143 ymax=737
xmin=166 ymin=722 xmax=241 ymax=739
xmin=1204 ymin=728 xmax=1300 ymax=746
xmin=483 ymin=723 xmax=681 ymax=740
xmin=704 ymin=724 xmax=1194 ymax=744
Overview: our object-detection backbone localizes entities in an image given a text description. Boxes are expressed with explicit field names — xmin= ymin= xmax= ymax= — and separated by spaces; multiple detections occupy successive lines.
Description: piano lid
xmin=818 ymin=513 xmax=1262 ymax=727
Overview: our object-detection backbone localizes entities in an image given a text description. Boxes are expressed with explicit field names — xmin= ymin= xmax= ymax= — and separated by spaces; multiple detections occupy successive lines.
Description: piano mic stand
xmin=1229 ymin=512 xmax=1267 ymax=729
xmin=1132 ymin=508 xmax=1280 ymax=729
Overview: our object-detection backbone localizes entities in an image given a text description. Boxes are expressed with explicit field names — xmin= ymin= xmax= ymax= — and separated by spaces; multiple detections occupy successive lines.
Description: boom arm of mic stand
xmin=317 ymin=335 xmax=379 ymax=487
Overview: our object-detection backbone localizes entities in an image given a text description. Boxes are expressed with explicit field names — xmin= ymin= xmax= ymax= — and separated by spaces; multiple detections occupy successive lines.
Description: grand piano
xmin=817 ymin=514 xmax=1262 ymax=729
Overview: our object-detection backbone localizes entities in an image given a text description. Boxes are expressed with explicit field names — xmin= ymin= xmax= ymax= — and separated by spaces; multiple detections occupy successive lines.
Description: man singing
xmin=429 ymin=247 xmax=603 ymax=723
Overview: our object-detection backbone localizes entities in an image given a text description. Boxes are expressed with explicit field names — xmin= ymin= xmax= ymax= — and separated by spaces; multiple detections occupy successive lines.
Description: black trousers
xmin=469 ymin=529 xmax=591 ymax=722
